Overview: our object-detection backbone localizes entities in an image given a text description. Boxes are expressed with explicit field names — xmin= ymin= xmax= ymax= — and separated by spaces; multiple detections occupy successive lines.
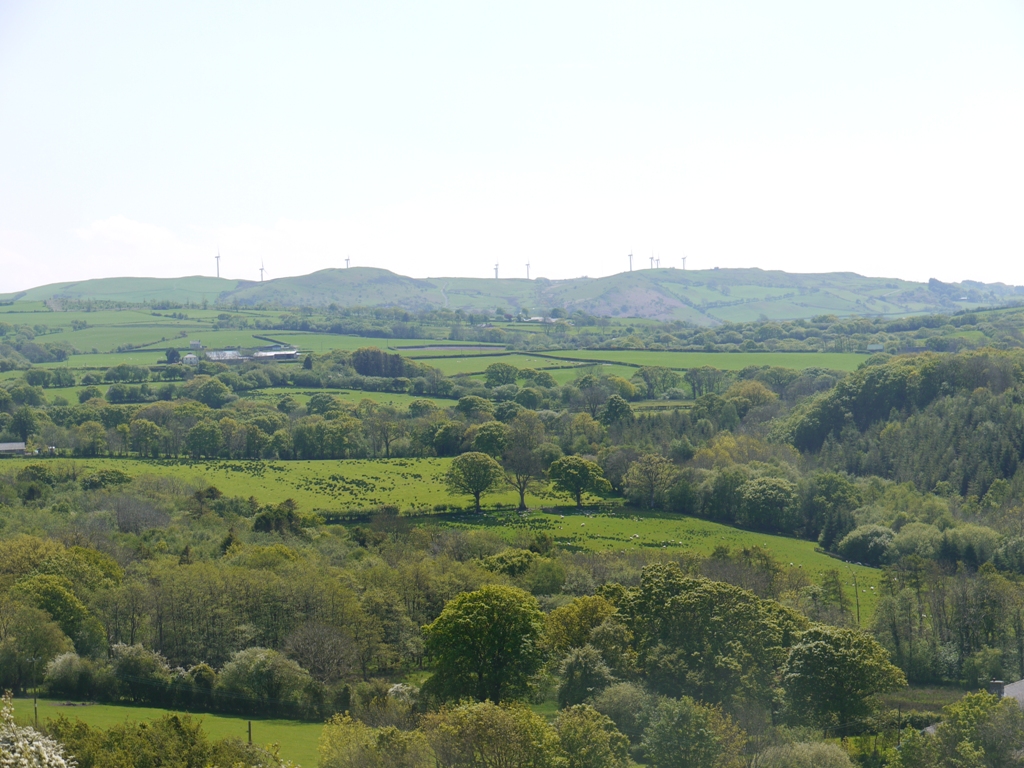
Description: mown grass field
xmin=10 ymin=699 xmax=321 ymax=767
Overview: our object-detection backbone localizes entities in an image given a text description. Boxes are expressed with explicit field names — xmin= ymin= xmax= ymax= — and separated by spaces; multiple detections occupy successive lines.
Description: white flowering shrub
xmin=0 ymin=692 xmax=76 ymax=768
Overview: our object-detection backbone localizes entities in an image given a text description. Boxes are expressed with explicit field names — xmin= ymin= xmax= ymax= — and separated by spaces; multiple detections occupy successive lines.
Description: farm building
xmin=252 ymin=348 xmax=300 ymax=361
xmin=189 ymin=340 xmax=203 ymax=350
xmin=206 ymin=350 xmax=243 ymax=362
xmin=0 ymin=442 xmax=27 ymax=457
xmin=182 ymin=353 xmax=200 ymax=366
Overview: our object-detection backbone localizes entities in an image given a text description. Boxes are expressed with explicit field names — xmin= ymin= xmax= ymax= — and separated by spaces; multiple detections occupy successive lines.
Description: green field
xmin=41 ymin=458 xmax=555 ymax=512
xmin=10 ymin=698 xmax=321 ymax=767
xmin=453 ymin=507 xmax=882 ymax=623
xmin=536 ymin=350 xmax=865 ymax=372
xmin=39 ymin=458 xmax=881 ymax=621
xmin=241 ymin=387 xmax=454 ymax=410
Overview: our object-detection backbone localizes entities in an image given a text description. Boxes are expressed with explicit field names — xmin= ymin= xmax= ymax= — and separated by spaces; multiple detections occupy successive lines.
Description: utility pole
xmin=847 ymin=565 xmax=861 ymax=626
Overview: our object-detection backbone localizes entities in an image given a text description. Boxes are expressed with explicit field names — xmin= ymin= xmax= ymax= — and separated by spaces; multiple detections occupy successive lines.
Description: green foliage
xmin=422 ymin=700 xmax=564 ymax=768
xmin=484 ymin=362 xmax=520 ymax=388
xmin=892 ymin=692 xmax=1024 ymax=768
xmin=319 ymin=713 xmax=430 ymax=768
xmin=79 ymin=468 xmax=131 ymax=490
xmin=590 ymin=682 xmax=656 ymax=744
xmin=443 ymin=451 xmax=505 ymax=511
xmin=835 ymin=525 xmax=895 ymax=565
xmin=783 ymin=625 xmax=906 ymax=730
xmin=549 ymin=456 xmax=611 ymax=508
xmin=555 ymin=704 xmax=630 ymax=768
xmin=48 ymin=710 xmax=293 ymax=768
xmin=622 ymin=563 xmax=806 ymax=707
xmin=642 ymin=696 xmax=746 ymax=768
xmin=216 ymin=647 xmax=312 ymax=715
xmin=545 ymin=596 xmax=617 ymax=657
xmin=422 ymin=585 xmax=545 ymax=704
xmin=557 ymin=644 xmax=614 ymax=707
xmin=751 ymin=742 xmax=854 ymax=768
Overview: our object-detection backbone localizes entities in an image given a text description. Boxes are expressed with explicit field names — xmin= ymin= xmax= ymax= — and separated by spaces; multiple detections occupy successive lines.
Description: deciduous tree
xmin=422 ymin=585 xmax=545 ymax=704
xmin=444 ymin=452 xmax=504 ymax=512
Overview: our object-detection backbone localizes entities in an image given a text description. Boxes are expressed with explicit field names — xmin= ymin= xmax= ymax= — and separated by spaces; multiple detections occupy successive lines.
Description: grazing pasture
xmin=535 ymin=349 xmax=865 ymax=371
xmin=10 ymin=699 xmax=321 ymax=768
xmin=36 ymin=458 xmax=881 ymax=622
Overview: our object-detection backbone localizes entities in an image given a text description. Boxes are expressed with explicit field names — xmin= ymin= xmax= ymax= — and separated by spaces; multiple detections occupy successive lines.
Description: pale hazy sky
xmin=1 ymin=1 xmax=1023 ymax=291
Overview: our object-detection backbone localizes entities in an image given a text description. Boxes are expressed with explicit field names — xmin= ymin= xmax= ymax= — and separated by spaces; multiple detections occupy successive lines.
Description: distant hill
xmin=3 ymin=268 xmax=1021 ymax=325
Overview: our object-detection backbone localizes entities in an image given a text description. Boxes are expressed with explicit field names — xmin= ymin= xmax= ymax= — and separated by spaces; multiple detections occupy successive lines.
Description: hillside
xmin=4 ymin=267 xmax=1021 ymax=325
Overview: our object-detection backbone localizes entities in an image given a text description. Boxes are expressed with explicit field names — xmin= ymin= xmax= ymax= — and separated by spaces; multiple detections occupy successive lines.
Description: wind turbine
xmin=494 ymin=263 xmax=499 ymax=279
xmin=655 ymin=257 xmax=660 ymax=269
xmin=215 ymin=250 xmax=220 ymax=278
xmin=628 ymin=253 xmax=633 ymax=272
xmin=649 ymin=255 xmax=654 ymax=269
xmin=525 ymin=262 xmax=530 ymax=280
xmin=345 ymin=257 xmax=350 ymax=269
xmin=681 ymin=255 xmax=687 ymax=270
xmin=259 ymin=260 xmax=267 ymax=282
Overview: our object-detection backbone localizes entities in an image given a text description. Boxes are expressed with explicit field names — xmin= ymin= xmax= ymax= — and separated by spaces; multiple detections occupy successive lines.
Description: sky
xmin=1 ymin=1 xmax=1023 ymax=292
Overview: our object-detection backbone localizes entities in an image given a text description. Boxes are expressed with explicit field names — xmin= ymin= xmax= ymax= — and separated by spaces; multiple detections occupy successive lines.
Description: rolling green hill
xmin=4 ymin=267 xmax=1020 ymax=325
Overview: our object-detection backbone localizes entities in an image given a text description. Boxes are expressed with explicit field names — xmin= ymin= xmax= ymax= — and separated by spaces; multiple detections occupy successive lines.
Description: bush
xmin=751 ymin=742 xmax=854 ymax=768
xmin=216 ymin=647 xmax=312 ymax=716
xmin=835 ymin=525 xmax=895 ymax=566
xmin=591 ymin=682 xmax=656 ymax=743
xmin=557 ymin=645 xmax=614 ymax=707
xmin=80 ymin=469 xmax=132 ymax=490
xmin=111 ymin=643 xmax=172 ymax=703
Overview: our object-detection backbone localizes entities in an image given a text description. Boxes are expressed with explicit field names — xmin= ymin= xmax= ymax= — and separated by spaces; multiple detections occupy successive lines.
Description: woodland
xmin=5 ymin=302 xmax=1024 ymax=766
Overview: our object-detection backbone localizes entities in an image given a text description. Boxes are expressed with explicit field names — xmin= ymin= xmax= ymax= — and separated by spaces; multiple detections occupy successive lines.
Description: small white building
xmin=182 ymin=353 xmax=200 ymax=366
xmin=189 ymin=340 xmax=202 ymax=350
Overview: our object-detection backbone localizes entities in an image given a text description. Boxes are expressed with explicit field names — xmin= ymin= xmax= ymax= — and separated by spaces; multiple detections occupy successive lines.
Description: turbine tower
xmin=628 ymin=253 xmax=633 ymax=272
xmin=259 ymin=260 xmax=267 ymax=282
xmin=649 ymin=255 xmax=654 ymax=269
xmin=494 ymin=263 xmax=499 ymax=279
xmin=215 ymin=250 xmax=220 ymax=278
xmin=525 ymin=262 xmax=530 ymax=280
xmin=345 ymin=257 xmax=350 ymax=269
xmin=681 ymin=255 xmax=687 ymax=270
xmin=655 ymin=257 xmax=660 ymax=269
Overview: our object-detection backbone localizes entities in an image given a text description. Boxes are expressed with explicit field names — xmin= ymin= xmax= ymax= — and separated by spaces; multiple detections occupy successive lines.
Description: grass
xmin=240 ymin=387 xmax=455 ymax=410
xmin=876 ymin=685 xmax=969 ymax=713
xmin=535 ymin=350 xmax=865 ymax=372
xmin=437 ymin=506 xmax=882 ymax=624
xmin=42 ymin=457 xmax=552 ymax=512
xmin=10 ymin=698 xmax=321 ymax=767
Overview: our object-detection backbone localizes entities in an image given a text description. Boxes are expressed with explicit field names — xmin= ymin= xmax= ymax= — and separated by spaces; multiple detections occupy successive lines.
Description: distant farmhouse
xmin=181 ymin=346 xmax=299 ymax=366
xmin=0 ymin=441 xmax=27 ymax=457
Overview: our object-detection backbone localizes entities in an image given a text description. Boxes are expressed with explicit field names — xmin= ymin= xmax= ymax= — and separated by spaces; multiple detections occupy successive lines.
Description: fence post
xmin=248 ymin=720 xmax=252 ymax=745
